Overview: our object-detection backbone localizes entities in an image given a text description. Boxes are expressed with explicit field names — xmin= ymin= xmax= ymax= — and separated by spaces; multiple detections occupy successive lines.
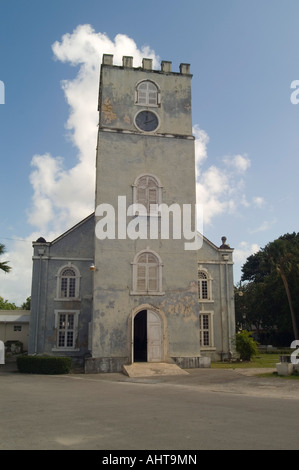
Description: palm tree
xmin=263 ymin=237 xmax=298 ymax=340
xmin=0 ymin=243 xmax=11 ymax=273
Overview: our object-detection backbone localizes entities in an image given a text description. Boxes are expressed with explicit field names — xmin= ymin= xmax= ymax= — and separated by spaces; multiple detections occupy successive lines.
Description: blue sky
xmin=1 ymin=0 xmax=299 ymax=305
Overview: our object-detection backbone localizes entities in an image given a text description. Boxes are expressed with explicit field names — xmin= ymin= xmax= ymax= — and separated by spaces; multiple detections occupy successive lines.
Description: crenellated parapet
xmin=102 ymin=54 xmax=191 ymax=75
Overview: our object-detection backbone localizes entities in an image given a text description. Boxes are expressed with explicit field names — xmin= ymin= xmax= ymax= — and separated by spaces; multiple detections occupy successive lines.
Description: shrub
xmin=234 ymin=330 xmax=258 ymax=361
xmin=17 ymin=355 xmax=72 ymax=374
xmin=5 ymin=340 xmax=23 ymax=354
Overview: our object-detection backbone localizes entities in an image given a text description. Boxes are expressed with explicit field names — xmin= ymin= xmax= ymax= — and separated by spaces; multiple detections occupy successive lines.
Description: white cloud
xmin=2 ymin=27 xmax=160 ymax=304
xmin=27 ymin=25 xmax=160 ymax=235
xmin=2 ymin=26 xmax=258 ymax=304
xmin=233 ymin=241 xmax=260 ymax=265
xmin=193 ymin=124 xmax=209 ymax=168
xmin=253 ymin=196 xmax=266 ymax=208
xmin=249 ymin=218 xmax=277 ymax=234
xmin=194 ymin=129 xmax=252 ymax=226
xmin=223 ymin=154 xmax=251 ymax=173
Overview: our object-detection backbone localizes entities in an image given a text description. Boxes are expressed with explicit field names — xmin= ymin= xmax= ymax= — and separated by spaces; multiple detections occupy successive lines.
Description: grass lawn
xmin=212 ymin=353 xmax=299 ymax=379
xmin=211 ymin=353 xmax=280 ymax=369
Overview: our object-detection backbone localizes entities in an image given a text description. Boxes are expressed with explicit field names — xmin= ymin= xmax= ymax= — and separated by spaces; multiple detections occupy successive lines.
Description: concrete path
xmin=123 ymin=362 xmax=189 ymax=377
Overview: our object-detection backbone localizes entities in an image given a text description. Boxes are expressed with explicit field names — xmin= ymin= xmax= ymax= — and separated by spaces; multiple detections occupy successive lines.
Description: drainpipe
xmin=222 ymin=253 xmax=231 ymax=354
xmin=34 ymin=249 xmax=44 ymax=354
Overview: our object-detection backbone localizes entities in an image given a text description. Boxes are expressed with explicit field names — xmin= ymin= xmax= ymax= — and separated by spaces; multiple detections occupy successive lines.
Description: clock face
xmin=135 ymin=110 xmax=159 ymax=132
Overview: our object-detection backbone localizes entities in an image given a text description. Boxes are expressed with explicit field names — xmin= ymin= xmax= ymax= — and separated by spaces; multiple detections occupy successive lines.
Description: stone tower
xmin=86 ymin=55 xmax=202 ymax=372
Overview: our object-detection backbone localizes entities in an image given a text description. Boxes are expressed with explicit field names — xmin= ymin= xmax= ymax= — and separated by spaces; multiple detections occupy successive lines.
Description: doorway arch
xmin=132 ymin=307 xmax=164 ymax=363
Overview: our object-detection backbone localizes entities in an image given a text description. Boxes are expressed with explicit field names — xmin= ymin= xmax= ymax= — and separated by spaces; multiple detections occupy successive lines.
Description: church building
xmin=28 ymin=55 xmax=235 ymax=372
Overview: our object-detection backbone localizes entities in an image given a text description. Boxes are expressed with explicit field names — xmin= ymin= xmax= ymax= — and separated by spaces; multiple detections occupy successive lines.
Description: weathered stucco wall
xmin=91 ymin=59 xmax=200 ymax=371
xmin=28 ymin=56 xmax=236 ymax=372
xmin=29 ymin=215 xmax=94 ymax=364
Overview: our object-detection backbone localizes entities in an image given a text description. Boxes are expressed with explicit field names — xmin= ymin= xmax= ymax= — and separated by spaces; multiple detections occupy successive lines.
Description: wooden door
xmin=147 ymin=310 xmax=162 ymax=362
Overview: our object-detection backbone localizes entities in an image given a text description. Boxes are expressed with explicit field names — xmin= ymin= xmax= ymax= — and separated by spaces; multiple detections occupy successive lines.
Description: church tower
xmin=86 ymin=55 xmax=202 ymax=373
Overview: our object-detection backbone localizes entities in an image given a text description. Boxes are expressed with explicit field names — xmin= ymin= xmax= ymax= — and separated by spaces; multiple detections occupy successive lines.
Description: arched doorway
xmin=133 ymin=309 xmax=163 ymax=363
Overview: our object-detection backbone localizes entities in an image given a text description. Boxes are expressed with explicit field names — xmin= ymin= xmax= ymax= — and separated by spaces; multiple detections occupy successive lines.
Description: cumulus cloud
xmin=223 ymin=154 xmax=251 ymax=173
xmin=193 ymin=124 xmax=209 ymax=168
xmin=28 ymin=25 xmax=160 ymax=235
xmin=2 ymin=25 xmax=257 ymax=304
xmin=2 ymin=26 xmax=160 ymax=304
xmin=194 ymin=130 xmax=252 ymax=226
xmin=233 ymin=241 xmax=260 ymax=265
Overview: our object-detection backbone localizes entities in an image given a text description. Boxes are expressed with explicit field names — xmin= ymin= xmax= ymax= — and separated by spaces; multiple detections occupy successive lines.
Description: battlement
xmin=102 ymin=54 xmax=191 ymax=75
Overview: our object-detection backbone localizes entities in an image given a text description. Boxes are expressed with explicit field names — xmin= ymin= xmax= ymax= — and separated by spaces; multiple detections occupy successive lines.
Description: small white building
xmin=0 ymin=310 xmax=30 ymax=352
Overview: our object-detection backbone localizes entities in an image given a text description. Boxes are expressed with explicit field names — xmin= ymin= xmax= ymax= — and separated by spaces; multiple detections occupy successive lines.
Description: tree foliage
xmin=238 ymin=232 xmax=299 ymax=345
xmin=0 ymin=243 xmax=11 ymax=273
xmin=21 ymin=296 xmax=31 ymax=310
xmin=0 ymin=296 xmax=17 ymax=310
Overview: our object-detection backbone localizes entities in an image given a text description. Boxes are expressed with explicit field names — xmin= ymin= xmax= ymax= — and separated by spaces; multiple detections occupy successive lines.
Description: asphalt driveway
xmin=1 ymin=359 xmax=299 ymax=450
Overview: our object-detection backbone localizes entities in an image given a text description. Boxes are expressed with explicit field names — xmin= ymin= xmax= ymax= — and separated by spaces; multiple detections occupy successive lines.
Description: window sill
xmin=130 ymin=291 xmax=165 ymax=296
xmin=52 ymin=348 xmax=80 ymax=352
xmin=135 ymin=103 xmax=159 ymax=108
xmin=54 ymin=298 xmax=81 ymax=302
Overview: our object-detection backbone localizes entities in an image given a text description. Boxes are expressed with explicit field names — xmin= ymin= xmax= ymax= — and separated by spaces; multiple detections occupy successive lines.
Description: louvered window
xmin=136 ymin=175 xmax=159 ymax=213
xmin=136 ymin=253 xmax=159 ymax=293
xmin=131 ymin=250 xmax=163 ymax=295
xmin=136 ymin=81 xmax=160 ymax=106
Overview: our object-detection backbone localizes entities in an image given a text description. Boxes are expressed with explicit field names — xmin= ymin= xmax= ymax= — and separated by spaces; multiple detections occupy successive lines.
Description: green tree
xmin=0 ymin=296 xmax=17 ymax=310
xmin=0 ymin=243 xmax=11 ymax=273
xmin=241 ymin=233 xmax=299 ymax=343
xmin=21 ymin=296 xmax=31 ymax=310
xmin=262 ymin=237 xmax=299 ymax=340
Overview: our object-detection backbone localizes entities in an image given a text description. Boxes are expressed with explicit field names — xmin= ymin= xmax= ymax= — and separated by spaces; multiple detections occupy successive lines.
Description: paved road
xmin=1 ymin=363 xmax=299 ymax=450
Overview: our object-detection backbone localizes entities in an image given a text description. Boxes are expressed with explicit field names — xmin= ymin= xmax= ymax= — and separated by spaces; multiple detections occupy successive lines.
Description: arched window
xmin=198 ymin=270 xmax=212 ymax=300
xmin=135 ymin=80 xmax=160 ymax=106
xmin=133 ymin=174 xmax=162 ymax=214
xmin=131 ymin=250 xmax=164 ymax=295
xmin=56 ymin=265 xmax=80 ymax=300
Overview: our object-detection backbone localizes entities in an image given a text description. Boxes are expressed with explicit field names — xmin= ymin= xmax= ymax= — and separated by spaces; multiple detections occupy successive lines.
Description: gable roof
xmin=33 ymin=213 xmax=94 ymax=246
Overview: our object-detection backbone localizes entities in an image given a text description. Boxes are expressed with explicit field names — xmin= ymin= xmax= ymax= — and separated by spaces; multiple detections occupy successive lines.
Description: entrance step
xmin=122 ymin=362 xmax=189 ymax=377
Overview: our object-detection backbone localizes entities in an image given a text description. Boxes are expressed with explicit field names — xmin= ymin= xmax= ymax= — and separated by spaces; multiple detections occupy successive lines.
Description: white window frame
xmin=135 ymin=80 xmax=161 ymax=107
xmin=132 ymin=174 xmax=163 ymax=216
xmin=55 ymin=264 xmax=81 ymax=301
xmin=199 ymin=311 xmax=215 ymax=349
xmin=53 ymin=310 xmax=80 ymax=351
xmin=130 ymin=249 xmax=164 ymax=296
xmin=198 ymin=268 xmax=213 ymax=301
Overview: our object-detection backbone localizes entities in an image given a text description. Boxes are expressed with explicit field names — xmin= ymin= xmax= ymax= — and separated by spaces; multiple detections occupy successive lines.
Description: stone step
xmin=122 ymin=362 xmax=189 ymax=377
